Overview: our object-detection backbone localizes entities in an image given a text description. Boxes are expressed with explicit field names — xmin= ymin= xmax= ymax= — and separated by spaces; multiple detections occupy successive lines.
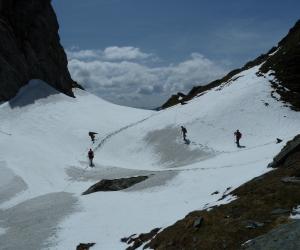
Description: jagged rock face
xmin=0 ymin=0 xmax=76 ymax=102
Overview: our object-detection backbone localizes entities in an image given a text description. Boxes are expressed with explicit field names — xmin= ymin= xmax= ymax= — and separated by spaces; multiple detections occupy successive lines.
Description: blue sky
xmin=52 ymin=0 xmax=300 ymax=108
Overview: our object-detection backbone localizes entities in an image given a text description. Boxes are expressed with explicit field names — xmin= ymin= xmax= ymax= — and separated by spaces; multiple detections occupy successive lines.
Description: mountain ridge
xmin=161 ymin=19 xmax=300 ymax=111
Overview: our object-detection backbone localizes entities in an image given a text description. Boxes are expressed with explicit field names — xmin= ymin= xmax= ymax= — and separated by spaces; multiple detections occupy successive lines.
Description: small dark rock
xmin=271 ymin=208 xmax=291 ymax=215
xmin=211 ymin=191 xmax=219 ymax=195
xmin=76 ymin=243 xmax=95 ymax=250
xmin=245 ymin=221 xmax=265 ymax=229
xmin=281 ymin=177 xmax=300 ymax=184
xmin=193 ymin=217 xmax=204 ymax=228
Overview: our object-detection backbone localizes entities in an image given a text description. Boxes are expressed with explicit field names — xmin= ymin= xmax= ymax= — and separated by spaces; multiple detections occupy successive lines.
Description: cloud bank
xmin=67 ymin=46 xmax=226 ymax=108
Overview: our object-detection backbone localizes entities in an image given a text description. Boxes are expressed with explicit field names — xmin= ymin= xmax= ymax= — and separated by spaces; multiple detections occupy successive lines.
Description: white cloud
xmin=103 ymin=46 xmax=151 ymax=60
xmin=67 ymin=49 xmax=102 ymax=60
xmin=67 ymin=47 xmax=226 ymax=108
xmin=67 ymin=46 xmax=152 ymax=61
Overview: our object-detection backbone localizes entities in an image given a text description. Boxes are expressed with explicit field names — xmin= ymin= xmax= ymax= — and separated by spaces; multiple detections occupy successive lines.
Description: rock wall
xmin=0 ymin=0 xmax=77 ymax=102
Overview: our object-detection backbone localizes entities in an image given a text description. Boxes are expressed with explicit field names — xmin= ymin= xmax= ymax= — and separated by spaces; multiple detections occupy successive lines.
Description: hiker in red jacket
xmin=88 ymin=149 xmax=94 ymax=167
xmin=234 ymin=129 xmax=242 ymax=148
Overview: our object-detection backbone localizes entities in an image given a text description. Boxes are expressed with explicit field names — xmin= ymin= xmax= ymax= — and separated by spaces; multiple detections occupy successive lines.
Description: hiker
xmin=88 ymin=148 xmax=94 ymax=167
xmin=88 ymin=132 xmax=97 ymax=143
xmin=181 ymin=126 xmax=187 ymax=141
xmin=234 ymin=129 xmax=242 ymax=148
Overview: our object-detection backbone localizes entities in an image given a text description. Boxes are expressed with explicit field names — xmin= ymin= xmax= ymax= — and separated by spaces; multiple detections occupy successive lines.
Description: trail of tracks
xmin=94 ymin=113 xmax=158 ymax=152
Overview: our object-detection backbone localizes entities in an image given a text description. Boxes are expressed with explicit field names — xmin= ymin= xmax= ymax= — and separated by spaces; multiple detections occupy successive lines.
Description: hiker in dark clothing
xmin=234 ymin=129 xmax=242 ymax=148
xmin=88 ymin=148 xmax=94 ymax=167
xmin=181 ymin=126 xmax=187 ymax=141
xmin=88 ymin=132 xmax=97 ymax=143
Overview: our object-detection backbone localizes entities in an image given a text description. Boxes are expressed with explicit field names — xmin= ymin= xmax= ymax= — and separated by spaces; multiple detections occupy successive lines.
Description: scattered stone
xmin=265 ymin=102 xmax=270 ymax=106
xmin=281 ymin=176 xmax=300 ymax=184
xmin=121 ymin=234 xmax=136 ymax=243
xmin=193 ymin=217 xmax=204 ymax=229
xmin=271 ymin=208 xmax=291 ymax=215
xmin=76 ymin=243 xmax=95 ymax=250
xmin=122 ymin=228 xmax=161 ymax=250
xmin=82 ymin=176 xmax=148 ymax=195
xmin=277 ymin=138 xmax=283 ymax=144
xmin=245 ymin=221 xmax=265 ymax=229
xmin=211 ymin=191 xmax=219 ymax=195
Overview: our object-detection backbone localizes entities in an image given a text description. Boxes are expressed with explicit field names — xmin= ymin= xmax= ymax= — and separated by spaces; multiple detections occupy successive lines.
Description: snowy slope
xmin=1 ymin=64 xmax=300 ymax=249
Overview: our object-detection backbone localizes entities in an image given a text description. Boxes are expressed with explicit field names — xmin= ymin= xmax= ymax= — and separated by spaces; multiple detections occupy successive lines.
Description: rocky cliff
xmin=0 ymin=0 xmax=77 ymax=102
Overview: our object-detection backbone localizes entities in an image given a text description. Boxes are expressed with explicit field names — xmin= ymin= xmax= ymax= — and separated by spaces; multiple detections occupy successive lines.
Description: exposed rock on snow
xmin=121 ymin=228 xmax=161 ymax=250
xmin=76 ymin=242 xmax=95 ymax=250
xmin=82 ymin=176 xmax=149 ymax=194
xmin=268 ymin=134 xmax=300 ymax=168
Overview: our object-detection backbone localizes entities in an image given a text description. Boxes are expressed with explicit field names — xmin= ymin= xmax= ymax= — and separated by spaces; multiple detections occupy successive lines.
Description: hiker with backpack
xmin=88 ymin=132 xmax=98 ymax=144
xmin=181 ymin=126 xmax=188 ymax=142
xmin=234 ymin=129 xmax=242 ymax=148
xmin=88 ymin=148 xmax=95 ymax=167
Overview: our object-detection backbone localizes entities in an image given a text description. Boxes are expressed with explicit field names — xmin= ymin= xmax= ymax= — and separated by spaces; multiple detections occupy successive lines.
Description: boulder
xmin=82 ymin=176 xmax=148 ymax=195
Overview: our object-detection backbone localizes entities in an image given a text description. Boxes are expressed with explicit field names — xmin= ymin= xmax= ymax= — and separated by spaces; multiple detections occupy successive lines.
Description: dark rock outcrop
xmin=261 ymin=20 xmax=300 ymax=110
xmin=76 ymin=243 xmax=95 ymax=250
xmin=243 ymin=221 xmax=300 ymax=250
xmin=82 ymin=176 xmax=148 ymax=195
xmin=0 ymin=0 xmax=78 ymax=102
xmin=268 ymin=134 xmax=300 ymax=168
xmin=121 ymin=228 xmax=161 ymax=250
